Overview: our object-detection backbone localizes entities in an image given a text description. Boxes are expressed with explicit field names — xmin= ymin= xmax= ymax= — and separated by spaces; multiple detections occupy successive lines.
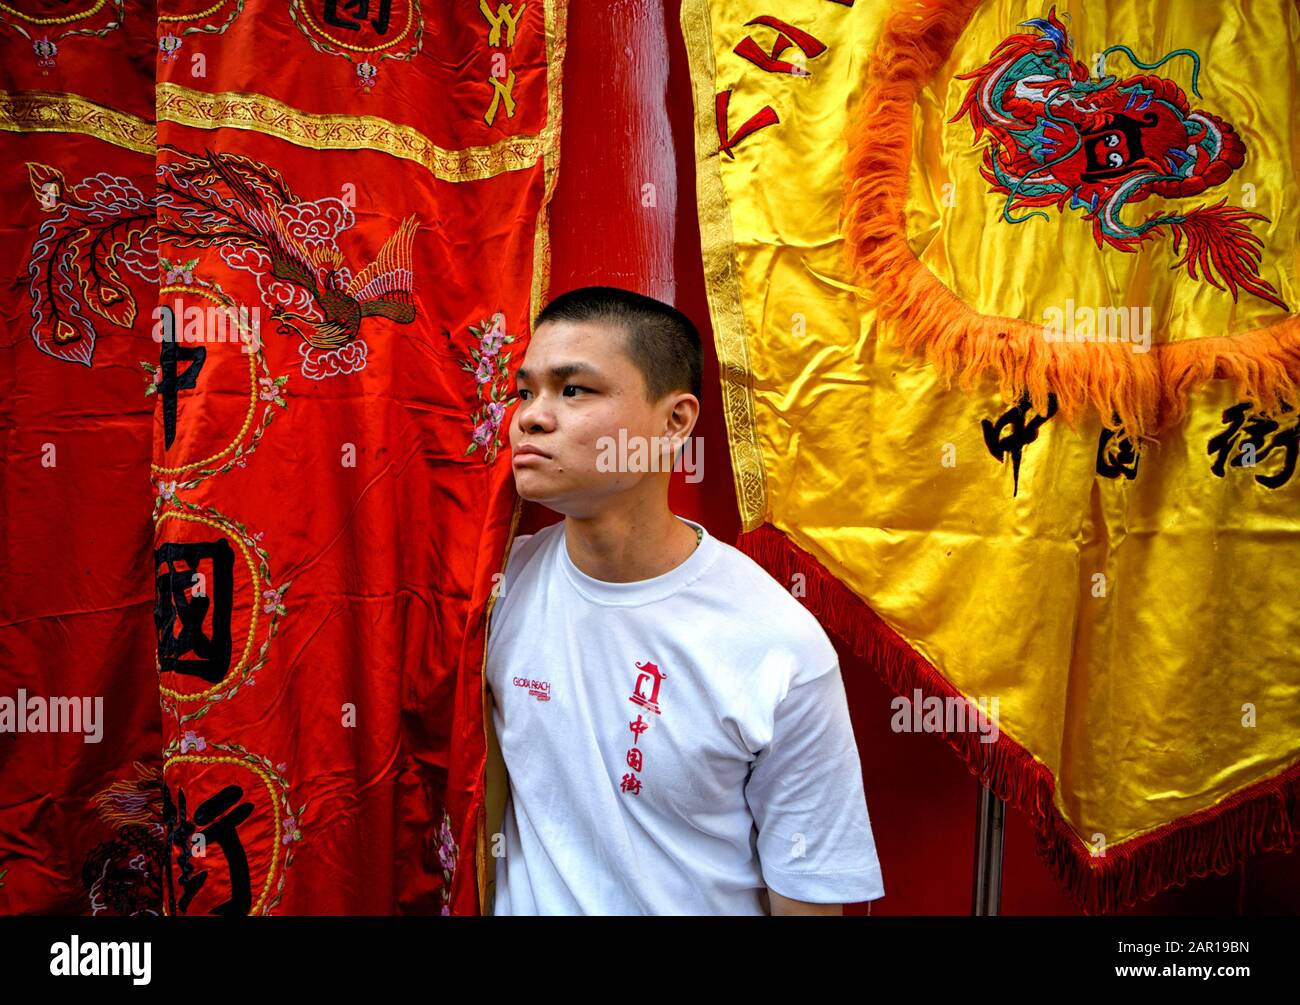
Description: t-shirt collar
xmin=557 ymin=515 xmax=717 ymax=606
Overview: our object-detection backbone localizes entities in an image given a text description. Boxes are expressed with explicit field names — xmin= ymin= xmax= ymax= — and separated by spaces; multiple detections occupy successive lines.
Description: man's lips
xmin=513 ymin=444 xmax=550 ymax=460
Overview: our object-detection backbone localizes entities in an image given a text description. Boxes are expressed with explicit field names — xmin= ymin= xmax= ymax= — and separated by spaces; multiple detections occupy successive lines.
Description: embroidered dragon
xmin=951 ymin=6 xmax=1286 ymax=310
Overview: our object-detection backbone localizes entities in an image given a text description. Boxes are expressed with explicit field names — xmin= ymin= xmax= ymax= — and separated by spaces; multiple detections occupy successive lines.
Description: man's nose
xmin=515 ymin=394 xmax=553 ymax=430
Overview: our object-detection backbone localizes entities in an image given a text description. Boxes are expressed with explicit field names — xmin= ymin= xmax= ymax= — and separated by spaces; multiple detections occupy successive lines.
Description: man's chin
xmin=512 ymin=472 xmax=565 ymax=504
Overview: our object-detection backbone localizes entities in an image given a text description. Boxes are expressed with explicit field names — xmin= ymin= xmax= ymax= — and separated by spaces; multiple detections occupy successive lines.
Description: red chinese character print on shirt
xmin=619 ymin=661 xmax=665 ymax=796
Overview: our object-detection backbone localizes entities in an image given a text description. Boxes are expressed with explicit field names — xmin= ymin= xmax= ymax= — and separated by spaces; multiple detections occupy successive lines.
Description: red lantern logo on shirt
xmin=628 ymin=660 xmax=667 ymax=716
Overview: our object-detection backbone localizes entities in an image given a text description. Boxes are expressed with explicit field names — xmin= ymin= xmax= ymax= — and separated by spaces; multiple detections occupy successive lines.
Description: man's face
xmin=509 ymin=319 xmax=670 ymax=514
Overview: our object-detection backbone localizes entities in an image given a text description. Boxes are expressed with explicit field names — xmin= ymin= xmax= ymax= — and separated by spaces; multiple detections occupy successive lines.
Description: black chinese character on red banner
xmin=154 ymin=539 xmax=235 ymax=683
xmin=163 ymin=781 xmax=254 ymax=916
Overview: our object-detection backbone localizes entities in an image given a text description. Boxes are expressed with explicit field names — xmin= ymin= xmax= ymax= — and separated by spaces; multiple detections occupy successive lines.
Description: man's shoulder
xmin=495 ymin=522 xmax=561 ymax=606
xmin=704 ymin=537 xmax=821 ymax=620
xmin=699 ymin=538 xmax=839 ymax=678
xmin=505 ymin=521 xmax=560 ymax=567
xmin=490 ymin=525 xmax=559 ymax=650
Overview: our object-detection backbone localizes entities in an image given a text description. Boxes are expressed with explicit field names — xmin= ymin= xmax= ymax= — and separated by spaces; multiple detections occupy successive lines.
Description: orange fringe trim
xmin=738 ymin=521 xmax=1300 ymax=914
xmin=840 ymin=0 xmax=1300 ymax=443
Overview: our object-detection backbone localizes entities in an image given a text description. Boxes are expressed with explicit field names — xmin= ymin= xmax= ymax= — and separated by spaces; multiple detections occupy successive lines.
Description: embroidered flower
xmin=158 ymin=480 xmax=178 ymax=503
xmin=180 ymin=731 xmax=206 ymax=754
xmin=158 ymin=34 xmax=182 ymax=63
xmin=480 ymin=316 xmax=507 ymax=356
xmin=163 ymin=258 xmax=195 ymax=284
xmin=438 ymin=817 xmax=457 ymax=870
xmin=262 ymin=586 xmax=285 ymax=613
xmin=436 ymin=811 xmax=459 ymax=912
xmin=459 ymin=312 xmax=516 ymax=462
xmin=258 ymin=377 xmax=279 ymax=402
xmin=32 ymin=37 xmax=57 ymax=70
xmin=283 ymin=816 xmax=300 ymax=843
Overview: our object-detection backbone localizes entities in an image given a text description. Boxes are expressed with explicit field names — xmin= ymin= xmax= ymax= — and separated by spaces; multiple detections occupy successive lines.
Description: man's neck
xmin=562 ymin=507 xmax=700 ymax=584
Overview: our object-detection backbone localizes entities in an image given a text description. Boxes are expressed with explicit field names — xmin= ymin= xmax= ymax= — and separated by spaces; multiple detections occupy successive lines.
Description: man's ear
xmin=667 ymin=392 xmax=700 ymax=439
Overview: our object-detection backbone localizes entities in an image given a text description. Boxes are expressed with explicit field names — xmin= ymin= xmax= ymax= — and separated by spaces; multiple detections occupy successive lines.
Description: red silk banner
xmin=0 ymin=2 xmax=160 ymax=916
xmin=1 ymin=0 xmax=565 ymax=916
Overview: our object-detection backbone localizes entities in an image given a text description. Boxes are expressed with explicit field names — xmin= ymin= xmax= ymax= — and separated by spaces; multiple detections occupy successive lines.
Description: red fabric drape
xmin=1 ymin=0 xmax=564 ymax=915
xmin=0 ymin=3 xmax=161 ymax=916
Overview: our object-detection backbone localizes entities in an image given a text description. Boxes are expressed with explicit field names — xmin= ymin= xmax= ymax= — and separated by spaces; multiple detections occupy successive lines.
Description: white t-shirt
xmin=485 ymin=514 xmax=885 ymax=915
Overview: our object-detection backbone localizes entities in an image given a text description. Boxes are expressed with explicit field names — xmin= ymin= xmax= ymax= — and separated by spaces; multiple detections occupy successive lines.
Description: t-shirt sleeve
xmin=743 ymin=660 xmax=885 ymax=905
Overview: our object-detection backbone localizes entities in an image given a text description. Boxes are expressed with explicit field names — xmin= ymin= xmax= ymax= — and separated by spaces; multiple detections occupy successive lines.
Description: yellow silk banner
xmin=682 ymin=0 xmax=1299 ymax=911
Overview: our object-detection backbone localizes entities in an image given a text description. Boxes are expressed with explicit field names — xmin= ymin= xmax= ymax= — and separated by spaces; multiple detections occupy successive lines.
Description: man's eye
xmin=563 ymin=385 xmax=589 ymax=396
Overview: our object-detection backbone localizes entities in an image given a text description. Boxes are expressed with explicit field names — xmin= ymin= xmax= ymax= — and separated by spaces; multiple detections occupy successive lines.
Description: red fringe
xmin=737 ymin=521 xmax=1300 ymax=914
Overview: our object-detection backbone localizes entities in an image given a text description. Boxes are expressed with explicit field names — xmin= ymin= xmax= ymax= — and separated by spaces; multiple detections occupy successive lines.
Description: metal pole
xmin=972 ymin=780 xmax=1005 ymax=915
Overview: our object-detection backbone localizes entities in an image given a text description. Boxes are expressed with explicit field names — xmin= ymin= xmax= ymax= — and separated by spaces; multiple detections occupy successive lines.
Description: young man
xmin=485 ymin=286 xmax=884 ymax=915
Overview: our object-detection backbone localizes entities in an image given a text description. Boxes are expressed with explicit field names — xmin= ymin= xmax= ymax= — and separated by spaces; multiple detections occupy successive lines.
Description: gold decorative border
xmin=528 ymin=0 xmax=567 ymax=326
xmin=2 ymin=85 xmax=551 ymax=183
xmin=0 ymin=0 xmax=108 ymax=26
xmin=679 ymin=0 xmax=768 ymax=531
xmin=0 ymin=89 xmax=154 ymax=154
xmin=156 ymin=83 xmax=546 ymax=182
xmin=476 ymin=0 xmax=568 ymax=916
xmin=157 ymin=0 xmax=238 ymax=25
